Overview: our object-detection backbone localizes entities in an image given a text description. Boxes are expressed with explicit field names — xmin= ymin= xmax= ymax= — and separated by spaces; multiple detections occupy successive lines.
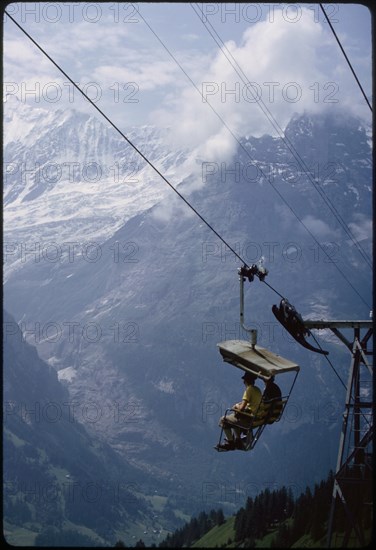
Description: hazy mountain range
xmin=3 ymin=97 xmax=372 ymax=545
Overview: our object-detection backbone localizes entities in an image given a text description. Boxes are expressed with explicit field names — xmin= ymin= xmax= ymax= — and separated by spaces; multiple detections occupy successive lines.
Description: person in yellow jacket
xmin=218 ymin=372 xmax=262 ymax=450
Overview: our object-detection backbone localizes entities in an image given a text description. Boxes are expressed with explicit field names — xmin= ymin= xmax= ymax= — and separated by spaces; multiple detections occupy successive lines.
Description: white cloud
xmin=150 ymin=7 xmax=371 ymax=162
xmin=93 ymin=59 xmax=178 ymax=92
xmin=182 ymin=33 xmax=200 ymax=42
xmin=301 ymin=215 xmax=336 ymax=238
xmin=3 ymin=4 xmax=372 ymax=157
xmin=348 ymin=214 xmax=372 ymax=242
xmin=151 ymin=192 xmax=195 ymax=224
xmin=3 ymin=38 xmax=54 ymax=76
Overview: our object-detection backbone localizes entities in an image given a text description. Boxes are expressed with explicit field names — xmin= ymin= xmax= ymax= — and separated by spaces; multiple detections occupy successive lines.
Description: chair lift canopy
xmin=217 ymin=339 xmax=300 ymax=381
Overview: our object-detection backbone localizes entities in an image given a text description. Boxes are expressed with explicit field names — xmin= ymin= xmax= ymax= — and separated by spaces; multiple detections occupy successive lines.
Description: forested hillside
xmin=153 ymin=469 xmax=372 ymax=548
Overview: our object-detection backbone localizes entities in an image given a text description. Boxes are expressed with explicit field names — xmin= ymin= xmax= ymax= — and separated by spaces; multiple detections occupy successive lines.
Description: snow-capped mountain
xmin=3 ymin=100 xmax=372 ymax=511
xmin=3 ymin=96 xmax=192 ymax=280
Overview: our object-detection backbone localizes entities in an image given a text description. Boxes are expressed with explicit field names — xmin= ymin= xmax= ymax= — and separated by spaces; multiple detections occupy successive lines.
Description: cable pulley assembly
xmin=239 ymin=264 xmax=268 ymax=283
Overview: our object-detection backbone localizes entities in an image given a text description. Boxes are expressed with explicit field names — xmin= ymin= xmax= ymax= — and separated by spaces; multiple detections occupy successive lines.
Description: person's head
xmin=265 ymin=375 xmax=275 ymax=385
xmin=242 ymin=372 xmax=257 ymax=386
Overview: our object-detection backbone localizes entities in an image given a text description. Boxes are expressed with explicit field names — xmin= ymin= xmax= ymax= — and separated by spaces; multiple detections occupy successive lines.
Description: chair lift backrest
xmin=251 ymin=396 xmax=285 ymax=427
xmin=263 ymin=396 xmax=285 ymax=424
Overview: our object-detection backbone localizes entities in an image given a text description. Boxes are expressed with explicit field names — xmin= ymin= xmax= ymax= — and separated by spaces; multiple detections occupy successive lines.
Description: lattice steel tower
xmin=304 ymin=320 xmax=373 ymax=547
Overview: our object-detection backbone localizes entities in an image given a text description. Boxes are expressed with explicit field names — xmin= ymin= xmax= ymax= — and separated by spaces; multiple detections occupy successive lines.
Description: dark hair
xmin=242 ymin=372 xmax=256 ymax=383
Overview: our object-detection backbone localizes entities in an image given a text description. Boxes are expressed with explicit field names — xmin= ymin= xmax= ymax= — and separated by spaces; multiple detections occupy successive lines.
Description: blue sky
xmin=3 ymin=2 xmax=372 ymax=160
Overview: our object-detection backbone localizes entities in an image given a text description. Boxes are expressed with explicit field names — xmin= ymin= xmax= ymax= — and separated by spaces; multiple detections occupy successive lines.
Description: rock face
xmin=3 ymin=99 xmax=372 ymax=510
xmin=3 ymin=309 xmax=149 ymax=545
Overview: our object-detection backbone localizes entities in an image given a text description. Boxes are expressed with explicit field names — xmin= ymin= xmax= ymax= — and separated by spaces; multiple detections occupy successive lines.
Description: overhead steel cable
xmin=4 ymin=10 xmax=248 ymax=268
xmin=6 ymin=11 xmax=372 ymax=397
xmin=190 ymin=2 xmax=373 ymax=271
xmin=319 ymin=3 xmax=372 ymax=113
xmin=310 ymin=332 xmax=347 ymax=389
xmin=191 ymin=1 xmax=373 ymax=270
xmin=133 ymin=5 xmax=371 ymax=308
xmin=6 ymin=11 xmax=371 ymax=310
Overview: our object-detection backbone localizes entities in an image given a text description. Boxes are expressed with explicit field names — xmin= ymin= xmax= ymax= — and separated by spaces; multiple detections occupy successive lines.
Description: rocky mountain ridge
xmin=3 ymin=102 xmax=372 ymax=515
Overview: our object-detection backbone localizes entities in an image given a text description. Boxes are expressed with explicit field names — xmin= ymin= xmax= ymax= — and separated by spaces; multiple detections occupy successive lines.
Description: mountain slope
xmin=3 ymin=96 xmax=191 ymax=282
xmin=3 ymin=106 xmax=372 ymax=517
xmin=162 ymin=469 xmax=372 ymax=548
xmin=3 ymin=309 xmax=173 ymax=546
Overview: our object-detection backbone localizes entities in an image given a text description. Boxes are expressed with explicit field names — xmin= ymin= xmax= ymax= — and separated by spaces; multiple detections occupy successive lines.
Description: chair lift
xmin=215 ymin=265 xmax=300 ymax=452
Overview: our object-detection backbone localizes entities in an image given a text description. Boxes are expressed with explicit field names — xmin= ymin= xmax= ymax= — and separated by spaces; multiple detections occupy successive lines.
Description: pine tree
xmin=234 ymin=507 xmax=247 ymax=542
xmin=273 ymin=523 xmax=291 ymax=547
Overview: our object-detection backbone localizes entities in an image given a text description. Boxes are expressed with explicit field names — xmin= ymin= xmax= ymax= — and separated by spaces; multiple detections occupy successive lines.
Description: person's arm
xmin=233 ymin=386 xmax=254 ymax=412
xmin=233 ymin=400 xmax=247 ymax=412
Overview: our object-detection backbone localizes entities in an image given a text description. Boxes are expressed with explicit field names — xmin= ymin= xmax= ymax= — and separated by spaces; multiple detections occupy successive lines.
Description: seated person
xmin=218 ymin=372 xmax=262 ymax=450
xmin=258 ymin=376 xmax=283 ymax=424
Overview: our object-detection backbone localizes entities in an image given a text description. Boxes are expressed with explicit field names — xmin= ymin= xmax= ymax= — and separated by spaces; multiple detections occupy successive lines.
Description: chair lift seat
xmin=215 ymin=341 xmax=299 ymax=452
xmin=218 ymin=396 xmax=287 ymax=452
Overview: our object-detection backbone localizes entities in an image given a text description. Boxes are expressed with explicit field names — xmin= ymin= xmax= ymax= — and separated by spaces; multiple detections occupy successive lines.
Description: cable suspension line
xmin=6 ymin=11 xmax=371 ymax=310
xmin=6 ymin=11 xmax=371 ymax=398
xmin=319 ymin=3 xmax=372 ymax=113
xmin=135 ymin=5 xmax=371 ymax=308
xmin=191 ymin=3 xmax=372 ymax=271
xmin=5 ymin=10 xmax=250 ymax=268
xmin=310 ymin=332 xmax=347 ymax=389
